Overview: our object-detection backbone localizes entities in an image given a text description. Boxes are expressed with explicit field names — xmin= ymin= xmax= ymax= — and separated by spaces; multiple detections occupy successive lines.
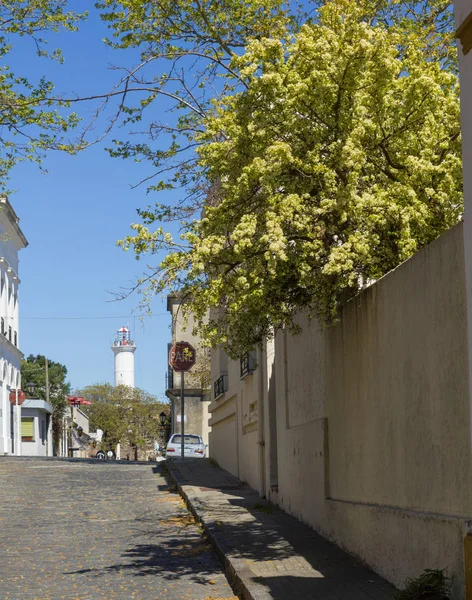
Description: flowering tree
xmin=119 ymin=0 xmax=461 ymax=356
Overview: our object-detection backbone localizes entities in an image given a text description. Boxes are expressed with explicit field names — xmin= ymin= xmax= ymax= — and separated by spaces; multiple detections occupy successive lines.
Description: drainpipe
xmin=257 ymin=346 xmax=266 ymax=498
xmin=166 ymin=390 xmax=179 ymax=436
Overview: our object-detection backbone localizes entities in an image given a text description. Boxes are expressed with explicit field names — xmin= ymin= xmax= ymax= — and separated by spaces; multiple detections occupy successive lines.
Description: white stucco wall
xmin=0 ymin=198 xmax=27 ymax=455
xmin=113 ymin=346 xmax=136 ymax=388
xmin=21 ymin=406 xmax=53 ymax=457
xmin=211 ymin=222 xmax=470 ymax=598
xmin=209 ymin=394 xmax=239 ymax=475
xmin=272 ymin=223 xmax=469 ymax=598
xmin=210 ymin=344 xmax=264 ymax=491
xmin=73 ymin=407 xmax=90 ymax=434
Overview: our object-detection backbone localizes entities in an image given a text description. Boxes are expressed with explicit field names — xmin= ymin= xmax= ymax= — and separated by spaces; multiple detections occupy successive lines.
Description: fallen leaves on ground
xmin=158 ymin=514 xmax=195 ymax=528
xmin=204 ymin=596 xmax=239 ymax=600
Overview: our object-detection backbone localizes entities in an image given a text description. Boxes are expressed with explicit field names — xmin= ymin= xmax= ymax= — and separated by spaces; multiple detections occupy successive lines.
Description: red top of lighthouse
xmin=113 ymin=326 xmax=134 ymax=348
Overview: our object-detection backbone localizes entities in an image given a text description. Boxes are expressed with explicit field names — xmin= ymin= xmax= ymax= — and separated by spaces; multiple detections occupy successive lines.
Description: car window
xmin=170 ymin=435 xmax=202 ymax=445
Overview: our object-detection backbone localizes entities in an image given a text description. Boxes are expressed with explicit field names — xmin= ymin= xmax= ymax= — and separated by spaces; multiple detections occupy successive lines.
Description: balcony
xmin=166 ymin=342 xmax=175 ymax=390
xmin=214 ymin=373 xmax=228 ymax=399
xmin=240 ymin=352 xmax=257 ymax=378
xmin=166 ymin=368 xmax=174 ymax=390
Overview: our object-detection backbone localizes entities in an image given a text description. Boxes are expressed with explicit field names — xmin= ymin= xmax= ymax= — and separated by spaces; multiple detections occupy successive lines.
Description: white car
xmin=166 ymin=434 xmax=206 ymax=458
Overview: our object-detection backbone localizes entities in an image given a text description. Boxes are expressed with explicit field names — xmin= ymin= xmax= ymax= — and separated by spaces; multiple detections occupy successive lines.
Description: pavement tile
xmin=167 ymin=458 xmax=397 ymax=600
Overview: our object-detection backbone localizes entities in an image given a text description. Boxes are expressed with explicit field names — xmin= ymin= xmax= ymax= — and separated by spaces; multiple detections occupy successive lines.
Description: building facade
xmin=209 ymin=222 xmax=472 ymax=599
xmin=166 ymin=295 xmax=210 ymax=446
xmin=0 ymin=197 xmax=28 ymax=455
xmin=20 ymin=399 xmax=53 ymax=457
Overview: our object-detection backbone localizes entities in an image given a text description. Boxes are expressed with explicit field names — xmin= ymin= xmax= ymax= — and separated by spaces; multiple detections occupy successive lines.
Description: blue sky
xmin=8 ymin=6 xmax=177 ymax=398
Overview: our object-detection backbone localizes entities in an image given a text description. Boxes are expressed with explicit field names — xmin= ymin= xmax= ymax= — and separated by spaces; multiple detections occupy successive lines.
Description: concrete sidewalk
xmin=166 ymin=458 xmax=396 ymax=600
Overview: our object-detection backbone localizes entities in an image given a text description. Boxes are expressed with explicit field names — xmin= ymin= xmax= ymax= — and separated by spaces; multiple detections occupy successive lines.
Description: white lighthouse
xmin=111 ymin=326 xmax=136 ymax=388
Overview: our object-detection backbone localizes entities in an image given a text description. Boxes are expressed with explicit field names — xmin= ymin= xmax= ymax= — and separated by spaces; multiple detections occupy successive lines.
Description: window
xmin=13 ymin=331 xmax=17 ymax=347
xmin=8 ymin=326 xmax=11 ymax=342
xmin=170 ymin=434 xmax=202 ymax=445
xmin=1 ymin=318 xmax=4 ymax=335
xmin=240 ymin=352 xmax=257 ymax=378
xmin=214 ymin=373 xmax=228 ymax=399
xmin=21 ymin=417 xmax=35 ymax=442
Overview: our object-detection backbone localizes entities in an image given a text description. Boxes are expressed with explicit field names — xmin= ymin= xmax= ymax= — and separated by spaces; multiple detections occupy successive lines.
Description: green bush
xmin=394 ymin=569 xmax=451 ymax=600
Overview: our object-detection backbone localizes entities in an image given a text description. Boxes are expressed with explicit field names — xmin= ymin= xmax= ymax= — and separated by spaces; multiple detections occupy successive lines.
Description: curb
xmin=166 ymin=463 xmax=271 ymax=600
xmin=0 ymin=455 xmax=154 ymax=466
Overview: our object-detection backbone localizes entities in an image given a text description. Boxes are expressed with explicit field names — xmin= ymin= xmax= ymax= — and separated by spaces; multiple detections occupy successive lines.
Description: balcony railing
xmin=240 ymin=352 xmax=257 ymax=378
xmin=166 ymin=368 xmax=174 ymax=390
xmin=166 ymin=342 xmax=174 ymax=390
xmin=214 ymin=373 xmax=228 ymax=399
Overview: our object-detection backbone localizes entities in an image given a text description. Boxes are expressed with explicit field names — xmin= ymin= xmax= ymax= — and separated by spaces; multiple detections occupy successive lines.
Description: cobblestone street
xmin=0 ymin=458 xmax=236 ymax=600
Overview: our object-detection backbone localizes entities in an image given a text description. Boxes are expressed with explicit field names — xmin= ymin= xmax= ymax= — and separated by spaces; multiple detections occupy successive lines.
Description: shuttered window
xmin=21 ymin=417 xmax=34 ymax=442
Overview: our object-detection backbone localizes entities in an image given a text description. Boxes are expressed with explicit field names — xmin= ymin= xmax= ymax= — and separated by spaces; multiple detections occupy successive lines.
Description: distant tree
xmin=76 ymin=383 xmax=169 ymax=455
xmin=21 ymin=354 xmax=71 ymax=452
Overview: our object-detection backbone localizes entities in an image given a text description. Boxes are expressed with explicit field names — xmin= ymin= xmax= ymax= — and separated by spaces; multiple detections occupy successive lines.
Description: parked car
xmin=166 ymin=434 xmax=206 ymax=458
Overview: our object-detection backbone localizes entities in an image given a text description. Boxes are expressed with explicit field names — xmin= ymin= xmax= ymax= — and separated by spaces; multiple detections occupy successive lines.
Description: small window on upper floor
xmin=1 ymin=318 xmax=4 ymax=336
xmin=14 ymin=331 xmax=17 ymax=347
xmin=8 ymin=326 xmax=12 ymax=342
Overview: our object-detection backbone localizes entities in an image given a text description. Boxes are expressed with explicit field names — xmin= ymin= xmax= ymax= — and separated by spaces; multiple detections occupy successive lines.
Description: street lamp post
xmin=25 ymin=358 xmax=49 ymax=399
xmin=158 ymin=411 xmax=170 ymax=458
xmin=168 ymin=341 xmax=197 ymax=460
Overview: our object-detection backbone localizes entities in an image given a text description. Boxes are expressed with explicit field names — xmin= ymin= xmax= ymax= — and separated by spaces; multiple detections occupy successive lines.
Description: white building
xmin=111 ymin=326 xmax=136 ymax=388
xmin=0 ymin=197 xmax=28 ymax=455
xmin=20 ymin=398 xmax=53 ymax=457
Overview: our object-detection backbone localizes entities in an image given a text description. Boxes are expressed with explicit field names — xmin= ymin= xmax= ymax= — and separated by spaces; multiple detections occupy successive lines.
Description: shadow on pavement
xmin=64 ymin=537 xmax=225 ymax=585
xmin=63 ymin=462 xmax=223 ymax=587
xmin=167 ymin=459 xmax=396 ymax=600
